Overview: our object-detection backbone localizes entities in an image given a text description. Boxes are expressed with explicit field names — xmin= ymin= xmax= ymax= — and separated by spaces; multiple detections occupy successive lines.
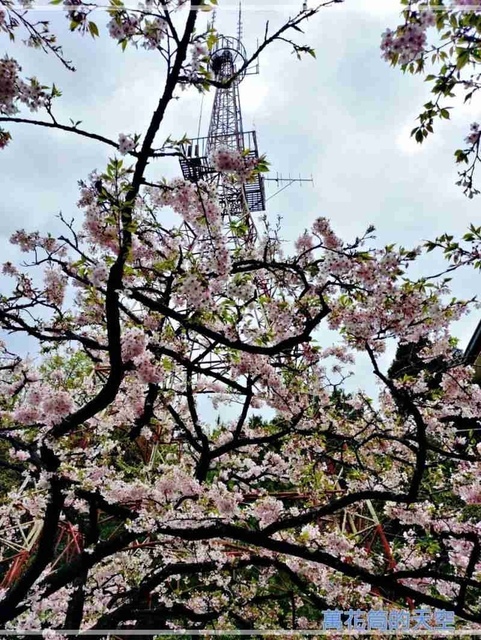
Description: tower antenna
xmin=237 ymin=1 xmax=243 ymax=46
xmin=209 ymin=9 xmax=216 ymax=32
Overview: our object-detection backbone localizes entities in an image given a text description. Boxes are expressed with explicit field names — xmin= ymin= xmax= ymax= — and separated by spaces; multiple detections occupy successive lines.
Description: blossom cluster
xmin=380 ymin=8 xmax=435 ymax=65
xmin=453 ymin=460 xmax=481 ymax=504
xmin=381 ymin=24 xmax=426 ymax=65
xmin=0 ymin=56 xmax=18 ymax=114
xmin=210 ymin=147 xmax=260 ymax=182
xmin=141 ymin=17 xmax=168 ymax=49
xmin=121 ymin=327 xmax=147 ymax=361
xmin=11 ymin=384 xmax=74 ymax=427
xmin=90 ymin=263 xmax=109 ymax=286
xmin=466 ymin=122 xmax=481 ymax=145
xmin=121 ymin=327 xmax=163 ymax=382
xmin=77 ymin=173 xmax=123 ymax=252
xmin=252 ymin=496 xmax=284 ymax=527
xmin=151 ymin=178 xmax=222 ymax=233
xmin=118 ymin=133 xmax=136 ymax=155
xmin=145 ymin=177 xmax=233 ymax=308
xmin=44 ymin=268 xmax=67 ymax=307
xmin=105 ymin=10 xmax=169 ymax=49
xmin=177 ymin=273 xmax=212 ymax=310
xmin=0 ymin=56 xmax=49 ymax=116
xmin=10 ymin=229 xmax=60 ymax=253
xmin=188 ymin=42 xmax=209 ymax=79
xmin=312 ymin=216 xmax=342 ymax=250
xmin=107 ymin=14 xmax=139 ymax=41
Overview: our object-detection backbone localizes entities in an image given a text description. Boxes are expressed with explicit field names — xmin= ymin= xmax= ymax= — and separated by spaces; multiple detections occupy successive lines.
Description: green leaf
xmin=88 ymin=21 xmax=99 ymax=38
xmin=207 ymin=32 xmax=218 ymax=50
xmin=415 ymin=129 xmax=425 ymax=143
xmin=51 ymin=83 xmax=62 ymax=98
xmin=456 ymin=49 xmax=470 ymax=70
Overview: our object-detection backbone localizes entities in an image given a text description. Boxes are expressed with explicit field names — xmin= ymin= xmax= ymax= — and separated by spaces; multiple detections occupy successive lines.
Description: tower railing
xmin=179 ymin=130 xmax=266 ymax=213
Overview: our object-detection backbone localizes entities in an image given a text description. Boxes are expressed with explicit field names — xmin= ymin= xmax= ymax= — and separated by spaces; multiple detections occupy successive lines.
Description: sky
xmin=1 ymin=0 xmax=481 ymax=402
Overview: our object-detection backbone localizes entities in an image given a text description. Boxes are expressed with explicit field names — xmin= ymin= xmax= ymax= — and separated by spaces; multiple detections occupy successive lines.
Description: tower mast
xmin=179 ymin=1 xmax=265 ymax=239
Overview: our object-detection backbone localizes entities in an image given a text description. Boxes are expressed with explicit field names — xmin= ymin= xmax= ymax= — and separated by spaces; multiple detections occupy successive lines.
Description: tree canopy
xmin=1 ymin=0 xmax=481 ymax=637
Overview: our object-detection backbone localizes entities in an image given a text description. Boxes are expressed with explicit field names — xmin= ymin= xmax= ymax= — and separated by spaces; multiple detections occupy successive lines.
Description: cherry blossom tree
xmin=383 ymin=0 xmax=481 ymax=198
xmin=1 ymin=0 xmax=481 ymax=636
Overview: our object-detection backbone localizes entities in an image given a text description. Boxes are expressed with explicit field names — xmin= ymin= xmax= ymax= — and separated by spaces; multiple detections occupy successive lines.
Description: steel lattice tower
xmin=206 ymin=36 xmax=244 ymax=153
xmin=179 ymin=6 xmax=265 ymax=236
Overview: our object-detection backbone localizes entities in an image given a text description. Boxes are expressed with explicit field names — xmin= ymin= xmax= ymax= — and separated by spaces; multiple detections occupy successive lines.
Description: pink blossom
xmin=133 ymin=352 xmax=163 ymax=383
xmin=209 ymin=482 xmax=242 ymax=518
xmin=9 ymin=448 xmax=30 ymax=461
xmin=91 ymin=263 xmax=109 ymax=286
xmin=465 ymin=122 xmax=481 ymax=145
xmin=42 ymin=390 xmax=74 ymax=425
xmin=107 ymin=14 xmax=139 ymax=41
xmin=295 ymin=232 xmax=314 ymax=254
xmin=381 ymin=23 xmax=427 ymax=65
xmin=13 ymin=404 xmax=40 ymax=425
xmin=210 ymin=147 xmax=260 ymax=182
xmin=44 ymin=268 xmax=67 ymax=306
xmin=121 ymin=328 xmax=147 ymax=362
xmin=419 ymin=8 xmax=436 ymax=28
xmin=118 ymin=133 xmax=136 ymax=155
xmin=253 ymin=496 xmax=283 ymax=527
xmin=177 ymin=273 xmax=212 ymax=310
xmin=10 ymin=229 xmax=40 ymax=252
xmin=2 ymin=261 xmax=17 ymax=276
xmin=0 ymin=56 xmax=20 ymax=115
xmin=142 ymin=18 xmax=167 ymax=49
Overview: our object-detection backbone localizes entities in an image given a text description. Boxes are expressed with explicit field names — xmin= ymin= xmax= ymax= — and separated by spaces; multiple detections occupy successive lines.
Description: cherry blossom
xmin=1 ymin=0 xmax=481 ymax=633
xmin=466 ymin=123 xmax=481 ymax=145
xmin=118 ymin=133 xmax=136 ymax=155
xmin=211 ymin=147 xmax=260 ymax=182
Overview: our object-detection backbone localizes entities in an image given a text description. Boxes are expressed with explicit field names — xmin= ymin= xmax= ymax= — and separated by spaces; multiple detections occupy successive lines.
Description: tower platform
xmin=179 ymin=130 xmax=266 ymax=213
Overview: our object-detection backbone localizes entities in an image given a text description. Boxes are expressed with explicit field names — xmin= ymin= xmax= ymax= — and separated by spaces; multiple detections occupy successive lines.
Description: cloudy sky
xmin=1 ymin=0 xmax=480 ymax=398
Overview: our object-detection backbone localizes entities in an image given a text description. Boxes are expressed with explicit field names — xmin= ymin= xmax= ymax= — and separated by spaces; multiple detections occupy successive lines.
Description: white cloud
xmin=350 ymin=0 xmax=401 ymax=18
